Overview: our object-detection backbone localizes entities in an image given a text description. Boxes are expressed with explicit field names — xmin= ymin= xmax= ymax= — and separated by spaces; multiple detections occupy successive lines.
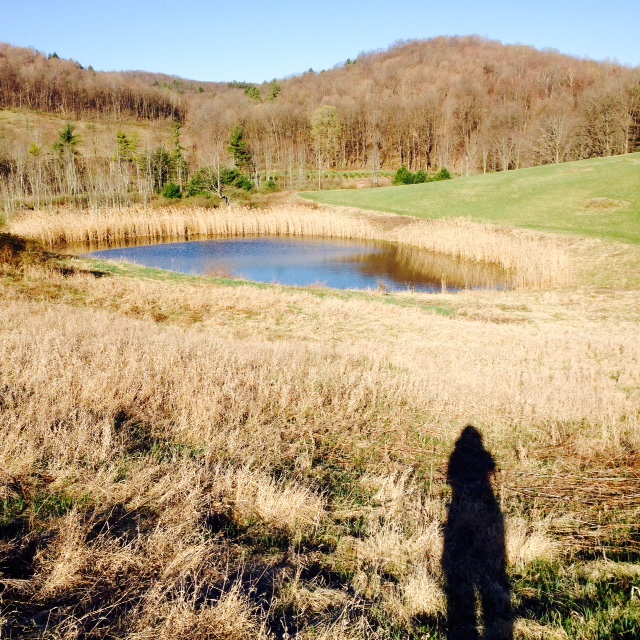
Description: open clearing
xmin=302 ymin=153 xmax=640 ymax=245
xmin=2 ymin=159 xmax=640 ymax=637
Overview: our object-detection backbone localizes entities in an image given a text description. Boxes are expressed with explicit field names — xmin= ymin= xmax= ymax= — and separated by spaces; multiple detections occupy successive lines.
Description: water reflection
xmin=343 ymin=245 xmax=509 ymax=291
xmin=81 ymin=236 xmax=510 ymax=293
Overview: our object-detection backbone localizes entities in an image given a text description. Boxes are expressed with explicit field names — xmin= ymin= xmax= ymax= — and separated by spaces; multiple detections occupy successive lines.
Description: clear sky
xmin=3 ymin=0 xmax=639 ymax=82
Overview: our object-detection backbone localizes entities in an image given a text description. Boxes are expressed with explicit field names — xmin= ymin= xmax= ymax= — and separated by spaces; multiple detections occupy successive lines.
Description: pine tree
xmin=172 ymin=123 xmax=187 ymax=186
xmin=227 ymin=126 xmax=252 ymax=170
xmin=52 ymin=124 xmax=80 ymax=156
xmin=114 ymin=131 xmax=139 ymax=162
xmin=267 ymin=81 xmax=282 ymax=101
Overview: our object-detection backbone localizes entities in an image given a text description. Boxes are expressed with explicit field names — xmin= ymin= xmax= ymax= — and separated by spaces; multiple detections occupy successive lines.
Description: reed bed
xmin=390 ymin=218 xmax=571 ymax=289
xmin=9 ymin=204 xmax=572 ymax=289
xmin=392 ymin=244 xmax=510 ymax=290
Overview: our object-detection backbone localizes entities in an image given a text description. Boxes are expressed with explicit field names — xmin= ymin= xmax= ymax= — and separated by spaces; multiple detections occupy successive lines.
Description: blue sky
xmin=3 ymin=0 xmax=639 ymax=82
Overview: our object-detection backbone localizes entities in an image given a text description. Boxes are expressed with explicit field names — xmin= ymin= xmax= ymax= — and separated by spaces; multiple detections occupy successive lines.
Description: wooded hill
xmin=0 ymin=44 xmax=186 ymax=122
xmin=189 ymin=36 xmax=640 ymax=176
xmin=1 ymin=36 xmax=639 ymax=208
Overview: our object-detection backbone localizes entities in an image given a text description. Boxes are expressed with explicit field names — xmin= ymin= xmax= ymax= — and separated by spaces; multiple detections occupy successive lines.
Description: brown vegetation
xmin=0 ymin=228 xmax=639 ymax=637
xmin=9 ymin=205 xmax=572 ymax=288
xmin=1 ymin=37 xmax=639 ymax=211
xmin=0 ymin=43 xmax=185 ymax=121
xmin=216 ymin=37 xmax=640 ymax=177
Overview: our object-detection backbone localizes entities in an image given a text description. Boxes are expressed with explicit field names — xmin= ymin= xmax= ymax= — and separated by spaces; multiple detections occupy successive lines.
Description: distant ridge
xmin=0 ymin=36 xmax=638 ymax=183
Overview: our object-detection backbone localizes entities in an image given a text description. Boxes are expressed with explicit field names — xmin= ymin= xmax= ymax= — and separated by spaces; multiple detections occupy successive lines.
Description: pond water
xmin=85 ymin=237 xmax=510 ymax=293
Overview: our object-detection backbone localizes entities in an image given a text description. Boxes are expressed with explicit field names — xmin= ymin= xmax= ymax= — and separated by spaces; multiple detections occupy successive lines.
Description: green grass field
xmin=302 ymin=154 xmax=640 ymax=244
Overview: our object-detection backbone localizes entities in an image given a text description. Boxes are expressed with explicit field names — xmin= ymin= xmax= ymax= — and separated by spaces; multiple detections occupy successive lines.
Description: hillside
xmin=303 ymin=153 xmax=640 ymax=244
xmin=1 ymin=36 xmax=639 ymax=212
xmin=187 ymin=36 xmax=640 ymax=176
xmin=0 ymin=108 xmax=174 ymax=159
xmin=0 ymin=43 xmax=185 ymax=121
xmin=2 ymin=38 xmax=639 ymax=168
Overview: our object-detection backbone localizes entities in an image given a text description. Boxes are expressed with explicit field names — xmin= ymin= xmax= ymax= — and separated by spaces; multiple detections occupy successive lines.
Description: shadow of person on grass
xmin=442 ymin=426 xmax=513 ymax=640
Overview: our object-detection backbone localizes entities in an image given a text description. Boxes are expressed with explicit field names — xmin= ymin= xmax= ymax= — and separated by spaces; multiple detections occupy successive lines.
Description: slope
xmin=302 ymin=153 xmax=640 ymax=244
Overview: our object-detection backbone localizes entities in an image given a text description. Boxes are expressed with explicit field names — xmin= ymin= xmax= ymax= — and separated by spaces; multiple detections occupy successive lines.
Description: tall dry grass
xmin=1 ymin=237 xmax=637 ymax=637
xmin=9 ymin=205 xmax=572 ymax=288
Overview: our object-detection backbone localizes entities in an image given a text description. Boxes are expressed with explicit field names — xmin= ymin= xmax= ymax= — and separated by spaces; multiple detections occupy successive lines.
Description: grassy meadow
xmin=302 ymin=153 xmax=640 ymax=245
xmin=1 ymin=162 xmax=640 ymax=638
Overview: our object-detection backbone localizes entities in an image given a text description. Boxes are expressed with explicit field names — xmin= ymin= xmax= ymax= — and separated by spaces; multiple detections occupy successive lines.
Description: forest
xmin=0 ymin=36 xmax=639 ymax=210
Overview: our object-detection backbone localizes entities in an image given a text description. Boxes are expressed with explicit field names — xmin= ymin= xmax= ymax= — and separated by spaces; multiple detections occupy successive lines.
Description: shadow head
xmin=447 ymin=425 xmax=496 ymax=489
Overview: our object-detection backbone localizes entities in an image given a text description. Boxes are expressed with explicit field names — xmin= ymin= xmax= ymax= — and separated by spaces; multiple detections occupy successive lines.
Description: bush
xmin=162 ymin=183 xmax=182 ymax=199
xmin=187 ymin=168 xmax=217 ymax=197
xmin=434 ymin=167 xmax=452 ymax=181
xmin=265 ymin=177 xmax=279 ymax=192
xmin=393 ymin=165 xmax=452 ymax=185
xmin=393 ymin=166 xmax=415 ymax=185
xmin=219 ymin=167 xmax=253 ymax=191
xmin=187 ymin=167 xmax=253 ymax=197
xmin=414 ymin=170 xmax=428 ymax=184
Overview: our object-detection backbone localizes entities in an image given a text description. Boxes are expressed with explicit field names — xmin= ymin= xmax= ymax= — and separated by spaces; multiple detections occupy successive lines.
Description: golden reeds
xmin=9 ymin=204 xmax=572 ymax=288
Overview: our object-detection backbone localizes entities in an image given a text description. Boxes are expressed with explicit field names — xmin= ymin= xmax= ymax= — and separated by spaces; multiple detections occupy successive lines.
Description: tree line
xmin=0 ymin=36 xmax=639 ymax=210
xmin=188 ymin=37 xmax=640 ymax=180
xmin=0 ymin=44 xmax=186 ymax=121
xmin=0 ymin=121 xmax=262 ymax=211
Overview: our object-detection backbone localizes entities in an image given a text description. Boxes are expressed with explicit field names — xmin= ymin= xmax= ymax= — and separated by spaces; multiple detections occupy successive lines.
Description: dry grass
xmin=218 ymin=468 xmax=326 ymax=539
xmin=583 ymin=197 xmax=630 ymax=212
xmin=505 ymin=518 xmax=557 ymax=569
xmin=1 ymin=222 xmax=639 ymax=637
xmin=9 ymin=204 xmax=572 ymax=288
xmin=514 ymin=619 xmax=569 ymax=639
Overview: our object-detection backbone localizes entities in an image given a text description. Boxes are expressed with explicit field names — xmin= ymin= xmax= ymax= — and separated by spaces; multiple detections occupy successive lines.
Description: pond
xmin=84 ymin=237 xmax=510 ymax=293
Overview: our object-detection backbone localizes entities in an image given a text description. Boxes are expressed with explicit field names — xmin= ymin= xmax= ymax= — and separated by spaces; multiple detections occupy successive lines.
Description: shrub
xmin=393 ymin=166 xmax=415 ymax=185
xmin=244 ymin=86 xmax=262 ymax=102
xmin=162 ymin=183 xmax=182 ymax=199
xmin=187 ymin=167 xmax=253 ymax=197
xmin=434 ymin=167 xmax=452 ymax=181
xmin=414 ymin=170 xmax=428 ymax=184
xmin=187 ymin=168 xmax=217 ymax=197
xmin=219 ymin=168 xmax=252 ymax=191
xmin=393 ymin=166 xmax=452 ymax=185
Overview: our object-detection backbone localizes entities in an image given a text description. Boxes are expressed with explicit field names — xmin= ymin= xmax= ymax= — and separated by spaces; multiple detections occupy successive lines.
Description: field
xmin=302 ymin=153 xmax=640 ymax=245
xmin=1 ymin=161 xmax=640 ymax=638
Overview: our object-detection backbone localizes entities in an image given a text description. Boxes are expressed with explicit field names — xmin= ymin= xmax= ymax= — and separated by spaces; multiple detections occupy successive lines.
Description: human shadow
xmin=442 ymin=426 xmax=513 ymax=640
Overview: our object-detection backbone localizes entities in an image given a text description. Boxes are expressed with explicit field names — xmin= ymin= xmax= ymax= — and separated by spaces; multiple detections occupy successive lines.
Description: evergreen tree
xmin=162 ymin=182 xmax=182 ymax=199
xmin=227 ymin=126 xmax=252 ymax=170
xmin=188 ymin=166 xmax=253 ymax=198
xmin=414 ymin=170 xmax=428 ymax=184
xmin=267 ymin=81 xmax=282 ymax=101
xmin=52 ymin=124 xmax=80 ymax=156
xmin=28 ymin=143 xmax=43 ymax=157
xmin=244 ymin=86 xmax=262 ymax=102
xmin=114 ymin=131 xmax=139 ymax=163
xmin=393 ymin=166 xmax=414 ymax=185
xmin=434 ymin=167 xmax=452 ymax=181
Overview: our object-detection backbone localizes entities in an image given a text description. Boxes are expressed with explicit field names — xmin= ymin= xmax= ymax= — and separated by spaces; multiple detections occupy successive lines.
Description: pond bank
xmin=9 ymin=204 xmax=571 ymax=289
